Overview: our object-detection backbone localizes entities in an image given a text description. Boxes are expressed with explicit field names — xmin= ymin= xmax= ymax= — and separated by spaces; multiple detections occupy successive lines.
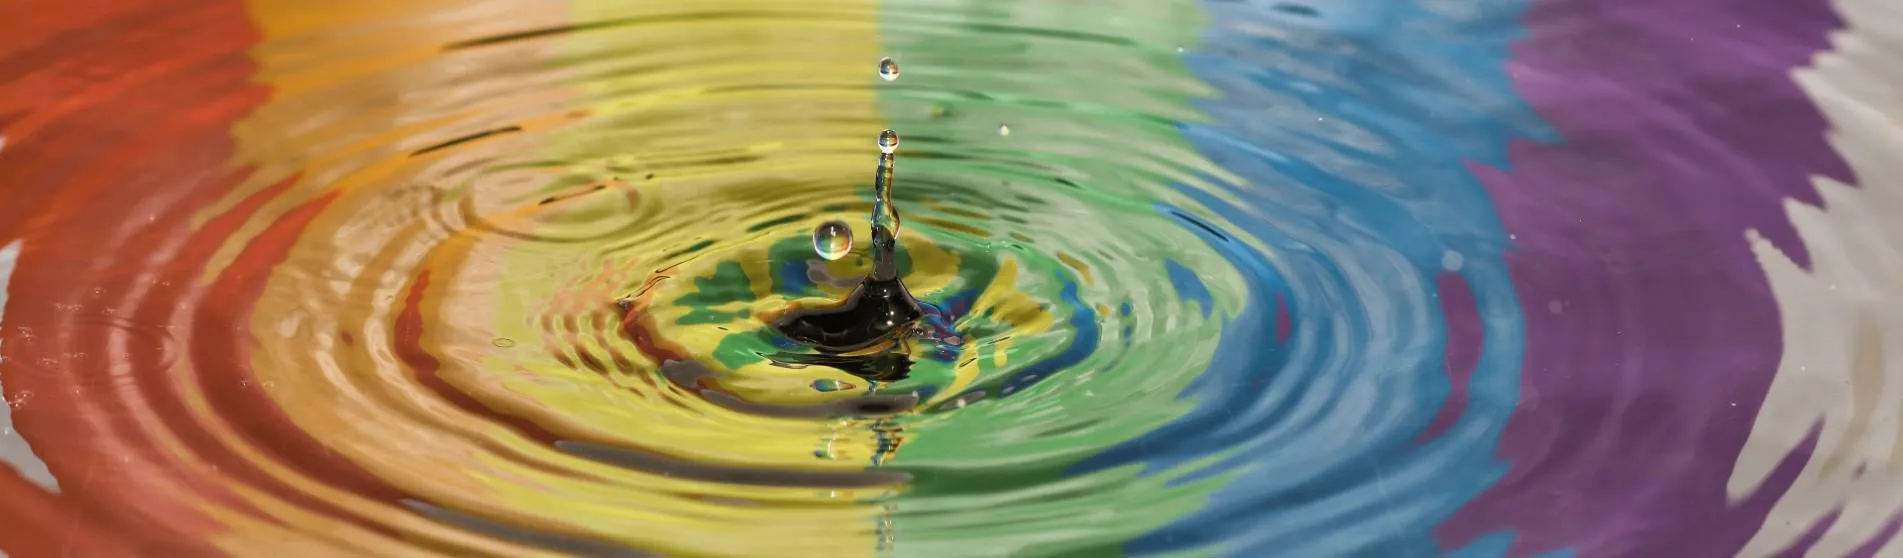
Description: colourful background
xmin=1 ymin=0 xmax=1900 ymax=556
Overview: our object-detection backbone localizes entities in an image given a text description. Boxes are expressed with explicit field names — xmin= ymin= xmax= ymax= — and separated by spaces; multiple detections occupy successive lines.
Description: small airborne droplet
xmin=878 ymin=57 xmax=899 ymax=81
xmin=813 ymin=220 xmax=854 ymax=261
xmin=998 ymin=124 xmax=1011 ymax=136
xmin=878 ymin=129 xmax=900 ymax=154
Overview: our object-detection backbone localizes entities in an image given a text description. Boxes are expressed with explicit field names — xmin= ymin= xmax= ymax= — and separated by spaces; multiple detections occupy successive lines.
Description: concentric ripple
xmin=2 ymin=0 xmax=1241 ymax=552
xmin=4 ymin=0 xmax=1900 ymax=556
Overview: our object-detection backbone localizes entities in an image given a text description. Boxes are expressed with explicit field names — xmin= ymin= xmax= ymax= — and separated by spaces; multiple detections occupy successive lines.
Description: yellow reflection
xmin=217 ymin=0 xmax=895 ymax=555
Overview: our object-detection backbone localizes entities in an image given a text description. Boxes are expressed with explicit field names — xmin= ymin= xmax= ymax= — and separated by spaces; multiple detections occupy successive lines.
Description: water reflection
xmin=0 ymin=0 xmax=1898 ymax=556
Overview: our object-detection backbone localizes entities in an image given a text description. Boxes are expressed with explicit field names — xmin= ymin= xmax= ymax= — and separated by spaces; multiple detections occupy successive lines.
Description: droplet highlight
xmin=878 ymin=57 xmax=899 ymax=81
xmin=813 ymin=220 xmax=853 ymax=261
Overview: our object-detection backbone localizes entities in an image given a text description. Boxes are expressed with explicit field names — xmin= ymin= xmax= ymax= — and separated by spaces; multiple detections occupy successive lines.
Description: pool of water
xmin=2 ymin=0 xmax=1900 ymax=556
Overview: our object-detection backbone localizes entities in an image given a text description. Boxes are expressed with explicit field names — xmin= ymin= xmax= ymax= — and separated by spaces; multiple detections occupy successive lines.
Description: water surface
xmin=0 ymin=0 xmax=1900 ymax=556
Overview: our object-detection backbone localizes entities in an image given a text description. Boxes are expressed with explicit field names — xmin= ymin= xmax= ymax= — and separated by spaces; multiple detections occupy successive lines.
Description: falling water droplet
xmin=998 ymin=124 xmax=1011 ymax=136
xmin=878 ymin=57 xmax=899 ymax=81
xmin=878 ymin=129 xmax=899 ymax=154
xmin=812 ymin=221 xmax=853 ymax=261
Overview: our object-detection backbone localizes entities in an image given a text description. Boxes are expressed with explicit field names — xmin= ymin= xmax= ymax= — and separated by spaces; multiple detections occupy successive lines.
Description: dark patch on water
xmin=410 ymin=126 xmax=522 ymax=157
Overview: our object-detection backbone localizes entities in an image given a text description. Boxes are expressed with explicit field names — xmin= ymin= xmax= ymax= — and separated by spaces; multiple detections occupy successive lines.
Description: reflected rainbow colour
xmin=1 ymin=0 xmax=1901 ymax=556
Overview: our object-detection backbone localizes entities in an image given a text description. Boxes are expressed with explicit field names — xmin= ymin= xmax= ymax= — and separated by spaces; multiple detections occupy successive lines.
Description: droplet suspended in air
xmin=813 ymin=220 xmax=854 ymax=261
xmin=878 ymin=129 xmax=900 ymax=154
xmin=998 ymin=124 xmax=1011 ymax=136
xmin=878 ymin=57 xmax=899 ymax=81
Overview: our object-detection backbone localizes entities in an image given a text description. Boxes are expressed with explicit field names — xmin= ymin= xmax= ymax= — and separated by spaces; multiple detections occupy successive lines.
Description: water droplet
xmin=998 ymin=124 xmax=1011 ymax=136
xmin=772 ymin=126 xmax=925 ymax=353
xmin=878 ymin=57 xmax=899 ymax=81
xmin=1440 ymin=250 xmax=1464 ymax=272
xmin=492 ymin=338 xmax=516 ymax=348
xmin=878 ymin=129 xmax=899 ymax=154
xmin=812 ymin=221 xmax=853 ymax=261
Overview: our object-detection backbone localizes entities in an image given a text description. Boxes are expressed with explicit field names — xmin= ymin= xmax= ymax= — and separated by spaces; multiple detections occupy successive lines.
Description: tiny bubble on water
xmin=878 ymin=129 xmax=899 ymax=154
xmin=878 ymin=57 xmax=899 ymax=81
xmin=812 ymin=221 xmax=854 ymax=261
xmin=492 ymin=338 xmax=516 ymax=348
